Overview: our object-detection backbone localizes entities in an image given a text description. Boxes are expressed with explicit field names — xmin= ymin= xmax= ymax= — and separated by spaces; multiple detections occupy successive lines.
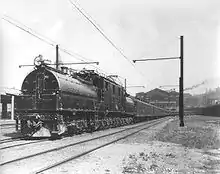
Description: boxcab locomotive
xmin=15 ymin=57 xmax=135 ymax=137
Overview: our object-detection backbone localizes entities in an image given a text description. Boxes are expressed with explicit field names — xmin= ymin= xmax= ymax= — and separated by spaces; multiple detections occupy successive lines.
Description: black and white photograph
xmin=0 ymin=0 xmax=220 ymax=173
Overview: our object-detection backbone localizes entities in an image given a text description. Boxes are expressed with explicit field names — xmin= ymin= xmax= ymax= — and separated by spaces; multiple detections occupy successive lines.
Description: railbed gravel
xmin=0 ymin=120 xmax=158 ymax=174
xmin=2 ymin=116 xmax=219 ymax=174
xmin=41 ymin=116 xmax=220 ymax=174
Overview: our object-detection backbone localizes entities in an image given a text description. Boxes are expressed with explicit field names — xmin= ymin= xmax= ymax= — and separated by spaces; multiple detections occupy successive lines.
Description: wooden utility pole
xmin=179 ymin=36 xmax=184 ymax=127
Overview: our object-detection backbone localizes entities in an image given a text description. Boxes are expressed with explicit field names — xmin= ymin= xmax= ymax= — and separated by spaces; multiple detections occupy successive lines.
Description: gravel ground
xmin=0 ymin=127 xmax=19 ymax=139
xmin=1 ymin=116 xmax=220 ymax=174
xmin=0 ymin=120 xmax=17 ymax=135
xmin=41 ymin=118 xmax=173 ymax=174
xmin=0 ymin=120 xmax=159 ymax=174
xmin=45 ymin=116 xmax=220 ymax=174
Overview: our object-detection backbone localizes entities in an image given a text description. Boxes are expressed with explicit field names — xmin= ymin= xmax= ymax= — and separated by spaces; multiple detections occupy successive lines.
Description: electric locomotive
xmin=15 ymin=56 xmax=172 ymax=137
xmin=15 ymin=57 xmax=135 ymax=137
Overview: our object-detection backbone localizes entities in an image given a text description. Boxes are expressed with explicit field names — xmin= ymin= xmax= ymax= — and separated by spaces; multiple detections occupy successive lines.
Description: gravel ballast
xmin=1 ymin=116 xmax=220 ymax=173
xmin=47 ymin=116 xmax=220 ymax=174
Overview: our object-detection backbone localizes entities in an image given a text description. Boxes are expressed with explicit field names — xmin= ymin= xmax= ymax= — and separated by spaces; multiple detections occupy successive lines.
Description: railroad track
xmin=0 ymin=136 xmax=25 ymax=144
xmin=0 ymin=123 xmax=20 ymax=128
xmin=0 ymin=126 xmax=17 ymax=130
xmin=0 ymin=116 xmax=171 ymax=174
xmin=0 ymin=123 xmax=17 ymax=126
xmin=0 ymin=117 xmax=162 ymax=150
xmin=0 ymin=138 xmax=50 ymax=150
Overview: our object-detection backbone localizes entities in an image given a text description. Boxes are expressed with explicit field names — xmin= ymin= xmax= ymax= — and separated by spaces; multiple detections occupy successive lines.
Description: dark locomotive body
xmin=15 ymin=60 xmax=170 ymax=137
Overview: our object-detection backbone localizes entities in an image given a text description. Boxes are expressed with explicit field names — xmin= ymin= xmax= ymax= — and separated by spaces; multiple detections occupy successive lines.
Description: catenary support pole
xmin=132 ymin=35 xmax=185 ymax=127
xmin=56 ymin=45 xmax=59 ymax=70
xmin=179 ymin=36 xmax=184 ymax=127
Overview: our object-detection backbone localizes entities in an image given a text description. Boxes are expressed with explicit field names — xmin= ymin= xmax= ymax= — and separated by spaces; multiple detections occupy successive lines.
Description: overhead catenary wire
xmin=2 ymin=15 xmax=93 ymax=62
xmin=2 ymin=15 xmax=111 ymax=75
xmin=2 ymin=14 xmax=144 ymax=88
xmin=67 ymin=0 xmax=135 ymax=67
xmin=2 ymin=15 xmax=55 ymax=47
xmin=67 ymin=0 xmax=155 ymax=89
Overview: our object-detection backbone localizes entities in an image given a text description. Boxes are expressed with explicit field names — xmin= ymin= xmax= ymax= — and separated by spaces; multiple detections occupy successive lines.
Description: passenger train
xmin=15 ymin=57 xmax=172 ymax=137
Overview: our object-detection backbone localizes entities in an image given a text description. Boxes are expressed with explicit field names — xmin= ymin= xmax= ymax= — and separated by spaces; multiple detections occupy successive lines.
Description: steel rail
xmin=0 ymin=126 xmax=19 ymax=130
xmin=33 ymin=117 xmax=169 ymax=174
xmin=0 ymin=117 xmax=168 ymax=166
xmin=0 ymin=139 xmax=49 ymax=150
xmin=0 ymin=136 xmax=26 ymax=144
xmin=0 ymin=124 xmax=19 ymax=127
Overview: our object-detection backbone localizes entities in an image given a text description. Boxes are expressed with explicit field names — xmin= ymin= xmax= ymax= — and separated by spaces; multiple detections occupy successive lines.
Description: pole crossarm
xmin=159 ymin=85 xmax=179 ymax=88
xmin=19 ymin=65 xmax=35 ymax=68
xmin=52 ymin=62 xmax=99 ymax=65
xmin=127 ymin=86 xmax=145 ymax=88
xmin=133 ymin=57 xmax=180 ymax=63
xmin=19 ymin=61 xmax=99 ymax=68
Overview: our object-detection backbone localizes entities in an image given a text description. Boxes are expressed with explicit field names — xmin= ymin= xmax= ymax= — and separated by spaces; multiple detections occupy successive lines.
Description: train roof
xmin=21 ymin=65 xmax=98 ymax=98
xmin=37 ymin=62 xmax=124 ymax=89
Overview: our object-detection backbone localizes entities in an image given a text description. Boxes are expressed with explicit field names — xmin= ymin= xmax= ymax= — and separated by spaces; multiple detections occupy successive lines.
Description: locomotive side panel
xmin=60 ymin=92 xmax=96 ymax=110
xmin=102 ymin=79 xmax=125 ymax=112
xmin=54 ymin=71 xmax=98 ymax=112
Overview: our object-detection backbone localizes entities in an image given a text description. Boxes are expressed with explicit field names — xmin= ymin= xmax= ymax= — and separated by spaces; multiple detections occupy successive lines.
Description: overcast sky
xmin=1 ymin=0 xmax=220 ymax=95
